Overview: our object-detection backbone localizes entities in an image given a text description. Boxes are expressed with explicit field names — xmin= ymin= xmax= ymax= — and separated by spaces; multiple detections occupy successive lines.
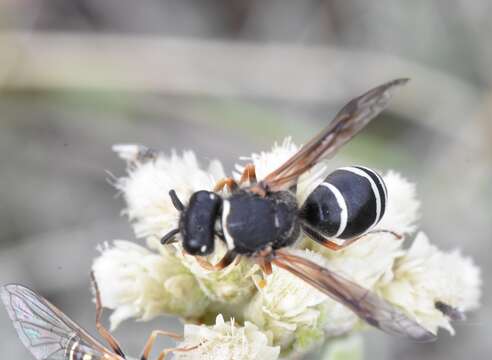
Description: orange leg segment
xmin=214 ymin=177 xmax=238 ymax=192
xmin=213 ymin=164 xmax=257 ymax=193
xmin=156 ymin=342 xmax=204 ymax=360
xmin=140 ymin=330 xmax=183 ymax=360
xmin=195 ymin=251 xmax=237 ymax=271
xmin=90 ymin=272 xmax=126 ymax=358
xmin=303 ymin=226 xmax=403 ymax=251
xmin=238 ymin=163 xmax=257 ymax=186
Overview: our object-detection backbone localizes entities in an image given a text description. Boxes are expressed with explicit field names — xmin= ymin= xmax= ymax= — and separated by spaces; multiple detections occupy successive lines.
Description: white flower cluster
xmin=92 ymin=141 xmax=481 ymax=359
xmin=174 ymin=315 xmax=280 ymax=360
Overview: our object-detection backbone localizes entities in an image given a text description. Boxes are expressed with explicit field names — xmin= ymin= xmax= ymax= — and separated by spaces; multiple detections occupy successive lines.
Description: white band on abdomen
xmin=320 ymin=182 xmax=348 ymax=237
xmin=340 ymin=166 xmax=382 ymax=227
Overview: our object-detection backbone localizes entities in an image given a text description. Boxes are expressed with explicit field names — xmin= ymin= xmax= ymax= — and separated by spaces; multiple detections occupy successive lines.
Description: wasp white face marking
xmin=221 ymin=200 xmax=235 ymax=250
xmin=320 ymin=182 xmax=348 ymax=237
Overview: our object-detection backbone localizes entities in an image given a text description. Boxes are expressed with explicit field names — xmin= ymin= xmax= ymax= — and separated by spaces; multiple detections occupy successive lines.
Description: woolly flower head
xmin=235 ymin=137 xmax=327 ymax=203
xmin=98 ymin=139 xmax=482 ymax=358
xmin=235 ymin=138 xmax=298 ymax=180
xmin=375 ymin=170 xmax=420 ymax=235
xmin=92 ymin=240 xmax=209 ymax=329
xmin=245 ymin=249 xmax=330 ymax=352
xmin=174 ymin=314 xmax=280 ymax=360
xmin=113 ymin=144 xmax=225 ymax=244
xmin=379 ymin=232 xmax=481 ymax=335
xmin=178 ymin=240 xmax=259 ymax=305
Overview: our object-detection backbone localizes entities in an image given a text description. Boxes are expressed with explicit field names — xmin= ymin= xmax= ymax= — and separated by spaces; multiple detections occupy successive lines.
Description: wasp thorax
xmin=221 ymin=190 xmax=300 ymax=255
xmin=180 ymin=190 xmax=222 ymax=255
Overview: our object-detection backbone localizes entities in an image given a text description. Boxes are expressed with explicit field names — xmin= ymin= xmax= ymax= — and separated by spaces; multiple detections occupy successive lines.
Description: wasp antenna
xmin=161 ymin=228 xmax=180 ymax=245
xmin=169 ymin=189 xmax=185 ymax=212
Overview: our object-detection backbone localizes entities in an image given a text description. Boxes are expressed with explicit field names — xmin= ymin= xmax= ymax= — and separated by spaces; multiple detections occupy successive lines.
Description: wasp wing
xmin=272 ymin=250 xmax=436 ymax=342
xmin=257 ymin=79 xmax=408 ymax=192
xmin=1 ymin=284 xmax=110 ymax=360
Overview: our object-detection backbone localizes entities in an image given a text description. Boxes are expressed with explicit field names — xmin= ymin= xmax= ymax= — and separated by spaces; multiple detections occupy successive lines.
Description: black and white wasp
xmin=1 ymin=274 xmax=196 ymax=360
xmin=151 ymin=79 xmax=435 ymax=341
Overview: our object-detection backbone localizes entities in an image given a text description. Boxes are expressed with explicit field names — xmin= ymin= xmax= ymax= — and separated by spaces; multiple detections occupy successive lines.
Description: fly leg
xmin=156 ymin=342 xmax=204 ymax=360
xmin=140 ymin=330 xmax=183 ymax=360
xmin=90 ymin=272 xmax=126 ymax=358
xmin=302 ymin=224 xmax=402 ymax=251
xmin=195 ymin=251 xmax=237 ymax=271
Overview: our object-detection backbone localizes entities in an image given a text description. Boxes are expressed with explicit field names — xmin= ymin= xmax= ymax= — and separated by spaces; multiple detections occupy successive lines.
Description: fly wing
xmin=1 ymin=284 xmax=110 ymax=360
xmin=256 ymin=79 xmax=408 ymax=192
xmin=272 ymin=250 xmax=436 ymax=342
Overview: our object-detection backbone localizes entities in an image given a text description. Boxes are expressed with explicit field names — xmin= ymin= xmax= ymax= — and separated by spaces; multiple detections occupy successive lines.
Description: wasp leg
xmin=255 ymin=257 xmax=273 ymax=275
xmin=156 ymin=342 xmax=204 ymax=360
xmin=364 ymin=229 xmax=403 ymax=240
xmin=140 ymin=330 xmax=183 ymax=360
xmin=238 ymin=163 xmax=257 ymax=186
xmin=214 ymin=177 xmax=239 ymax=192
xmin=302 ymin=225 xmax=402 ymax=251
xmin=90 ymin=272 xmax=126 ymax=358
xmin=195 ymin=251 xmax=237 ymax=271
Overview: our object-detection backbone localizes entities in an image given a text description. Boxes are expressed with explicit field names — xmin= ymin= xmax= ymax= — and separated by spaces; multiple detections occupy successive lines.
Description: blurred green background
xmin=0 ymin=1 xmax=490 ymax=359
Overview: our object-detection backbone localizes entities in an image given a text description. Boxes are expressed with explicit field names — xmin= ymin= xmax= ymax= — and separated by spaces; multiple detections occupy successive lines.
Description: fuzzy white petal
xmin=244 ymin=249 xmax=330 ymax=352
xmin=114 ymin=147 xmax=225 ymax=244
xmin=92 ymin=240 xmax=209 ymax=329
xmin=178 ymin=241 xmax=259 ymax=305
xmin=379 ymin=232 xmax=482 ymax=335
xmin=235 ymin=138 xmax=328 ymax=204
xmin=235 ymin=138 xmax=299 ymax=181
xmin=375 ymin=171 xmax=420 ymax=235
xmin=174 ymin=315 xmax=280 ymax=360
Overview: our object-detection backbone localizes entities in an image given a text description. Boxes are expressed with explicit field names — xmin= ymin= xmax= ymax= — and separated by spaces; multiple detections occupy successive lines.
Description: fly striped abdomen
xmin=300 ymin=166 xmax=387 ymax=239
xmin=65 ymin=335 xmax=103 ymax=360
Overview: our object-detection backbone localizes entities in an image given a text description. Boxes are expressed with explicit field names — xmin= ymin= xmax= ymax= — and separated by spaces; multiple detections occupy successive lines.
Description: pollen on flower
xmin=258 ymin=279 xmax=267 ymax=289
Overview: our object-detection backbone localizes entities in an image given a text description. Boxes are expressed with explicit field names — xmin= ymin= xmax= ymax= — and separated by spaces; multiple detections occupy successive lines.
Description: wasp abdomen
xmin=300 ymin=166 xmax=387 ymax=239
